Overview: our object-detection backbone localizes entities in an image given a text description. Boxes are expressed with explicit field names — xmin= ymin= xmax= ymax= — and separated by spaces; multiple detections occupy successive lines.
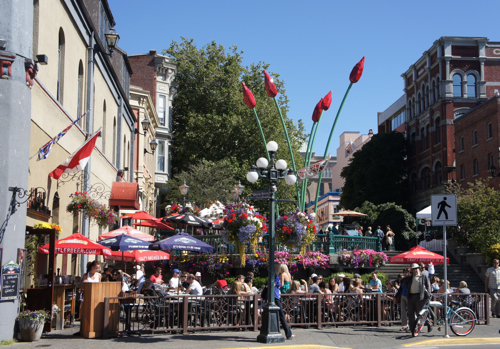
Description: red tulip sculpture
xmin=241 ymin=82 xmax=268 ymax=160
xmin=313 ymin=57 xmax=365 ymax=213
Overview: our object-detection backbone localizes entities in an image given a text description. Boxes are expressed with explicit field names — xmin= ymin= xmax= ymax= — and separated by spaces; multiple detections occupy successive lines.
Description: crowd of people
xmin=75 ymin=258 xmax=484 ymax=338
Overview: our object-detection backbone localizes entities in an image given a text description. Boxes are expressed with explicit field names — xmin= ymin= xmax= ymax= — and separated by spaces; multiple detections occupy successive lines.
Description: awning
xmin=109 ymin=182 xmax=140 ymax=210
xmin=416 ymin=206 xmax=432 ymax=219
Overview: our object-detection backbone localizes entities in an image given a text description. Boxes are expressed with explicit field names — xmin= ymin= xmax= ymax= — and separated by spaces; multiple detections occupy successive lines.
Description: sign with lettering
xmin=1 ymin=261 xmax=20 ymax=300
xmin=252 ymin=190 xmax=270 ymax=198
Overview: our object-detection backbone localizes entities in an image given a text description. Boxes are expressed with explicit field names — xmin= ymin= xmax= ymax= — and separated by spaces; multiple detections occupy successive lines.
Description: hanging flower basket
xmin=221 ymin=204 xmax=267 ymax=267
xmin=275 ymin=211 xmax=316 ymax=261
xmin=67 ymin=192 xmax=117 ymax=227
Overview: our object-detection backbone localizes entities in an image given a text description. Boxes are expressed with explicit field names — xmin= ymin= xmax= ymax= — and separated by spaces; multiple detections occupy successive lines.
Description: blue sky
xmin=109 ymin=0 xmax=499 ymax=158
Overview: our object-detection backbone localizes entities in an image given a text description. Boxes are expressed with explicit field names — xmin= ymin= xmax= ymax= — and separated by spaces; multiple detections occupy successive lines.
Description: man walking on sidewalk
xmin=406 ymin=263 xmax=431 ymax=337
xmin=485 ymin=259 xmax=500 ymax=318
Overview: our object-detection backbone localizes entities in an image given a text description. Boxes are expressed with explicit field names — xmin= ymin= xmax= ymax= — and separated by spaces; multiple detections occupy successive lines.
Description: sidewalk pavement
xmin=8 ymin=318 xmax=500 ymax=349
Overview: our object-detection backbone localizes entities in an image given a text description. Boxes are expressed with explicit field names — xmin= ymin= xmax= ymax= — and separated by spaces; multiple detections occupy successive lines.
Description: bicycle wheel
xmin=450 ymin=308 xmax=475 ymax=336
xmin=413 ymin=312 xmax=427 ymax=337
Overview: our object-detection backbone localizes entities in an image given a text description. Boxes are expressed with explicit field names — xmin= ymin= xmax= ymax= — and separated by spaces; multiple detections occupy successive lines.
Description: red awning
xmin=109 ymin=182 xmax=140 ymax=209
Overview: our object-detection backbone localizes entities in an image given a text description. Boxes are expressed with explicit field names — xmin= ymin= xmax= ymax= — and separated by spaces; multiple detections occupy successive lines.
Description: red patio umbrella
xmin=389 ymin=246 xmax=449 ymax=264
xmin=38 ymin=233 xmax=112 ymax=256
xmin=98 ymin=225 xmax=155 ymax=241
xmin=104 ymin=250 xmax=170 ymax=263
xmin=133 ymin=218 xmax=174 ymax=230
xmin=120 ymin=210 xmax=156 ymax=221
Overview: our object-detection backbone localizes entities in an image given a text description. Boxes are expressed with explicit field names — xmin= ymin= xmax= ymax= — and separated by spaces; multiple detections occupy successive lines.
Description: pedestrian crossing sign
xmin=431 ymin=194 xmax=457 ymax=226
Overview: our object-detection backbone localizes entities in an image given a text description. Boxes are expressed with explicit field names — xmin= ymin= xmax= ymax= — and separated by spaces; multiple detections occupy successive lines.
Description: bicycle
xmin=413 ymin=292 xmax=476 ymax=337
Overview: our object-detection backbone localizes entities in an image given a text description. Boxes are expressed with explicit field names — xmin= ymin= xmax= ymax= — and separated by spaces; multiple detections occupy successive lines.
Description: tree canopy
xmin=446 ymin=179 xmax=500 ymax=254
xmin=354 ymin=201 xmax=417 ymax=250
xmin=340 ymin=132 xmax=408 ymax=210
xmin=163 ymin=38 xmax=306 ymax=211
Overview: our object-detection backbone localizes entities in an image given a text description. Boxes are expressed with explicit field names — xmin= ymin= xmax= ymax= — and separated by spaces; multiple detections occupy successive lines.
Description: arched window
xmin=412 ymin=96 xmax=416 ymax=118
xmin=420 ymin=127 xmax=425 ymax=152
xmin=112 ymin=117 xmax=117 ymax=165
xmin=430 ymin=80 xmax=435 ymax=105
xmin=435 ymin=117 xmax=441 ymax=144
xmin=425 ymin=125 xmax=430 ymax=150
xmin=453 ymin=74 xmax=462 ymax=97
xmin=473 ymin=159 xmax=479 ymax=176
xmin=102 ymin=101 xmax=106 ymax=153
xmin=408 ymin=100 xmax=413 ymax=119
xmin=434 ymin=161 xmax=442 ymax=185
xmin=410 ymin=132 xmax=416 ymax=155
xmin=77 ymin=61 xmax=84 ymax=126
xmin=417 ymin=93 xmax=422 ymax=115
xmin=421 ymin=167 xmax=430 ymax=190
xmin=435 ymin=77 xmax=440 ymax=100
xmin=123 ymin=135 xmax=127 ymax=170
xmin=57 ymin=28 xmax=65 ymax=103
xmin=425 ymin=85 xmax=429 ymax=109
xmin=467 ymin=74 xmax=476 ymax=98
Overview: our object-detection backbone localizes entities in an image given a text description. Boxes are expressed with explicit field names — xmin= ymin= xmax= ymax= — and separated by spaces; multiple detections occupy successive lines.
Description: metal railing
xmin=103 ymin=292 xmax=489 ymax=338
xmin=196 ymin=233 xmax=383 ymax=255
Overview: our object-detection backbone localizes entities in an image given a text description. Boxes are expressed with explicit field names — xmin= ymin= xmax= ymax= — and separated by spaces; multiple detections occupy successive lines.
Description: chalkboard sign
xmin=1 ymin=261 xmax=20 ymax=300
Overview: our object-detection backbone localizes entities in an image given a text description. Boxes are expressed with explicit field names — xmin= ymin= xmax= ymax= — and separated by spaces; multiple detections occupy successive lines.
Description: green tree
xmin=340 ymin=132 xmax=408 ymax=210
xmin=446 ymin=179 xmax=500 ymax=253
xmin=161 ymin=159 xmax=239 ymax=209
xmin=163 ymin=38 xmax=306 ymax=213
xmin=354 ymin=201 xmax=417 ymax=250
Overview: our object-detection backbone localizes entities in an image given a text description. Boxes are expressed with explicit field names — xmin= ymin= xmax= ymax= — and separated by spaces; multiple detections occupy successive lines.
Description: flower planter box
xmin=18 ymin=318 xmax=44 ymax=342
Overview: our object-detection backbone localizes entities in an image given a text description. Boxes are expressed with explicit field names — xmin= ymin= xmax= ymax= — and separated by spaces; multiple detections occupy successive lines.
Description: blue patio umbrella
xmin=98 ymin=234 xmax=151 ymax=251
xmin=148 ymin=232 xmax=215 ymax=253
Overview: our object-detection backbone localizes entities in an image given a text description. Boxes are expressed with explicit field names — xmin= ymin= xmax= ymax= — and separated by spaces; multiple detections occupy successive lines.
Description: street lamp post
xmin=179 ymin=180 xmax=189 ymax=208
xmin=246 ymin=141 xmax=296 ymax=343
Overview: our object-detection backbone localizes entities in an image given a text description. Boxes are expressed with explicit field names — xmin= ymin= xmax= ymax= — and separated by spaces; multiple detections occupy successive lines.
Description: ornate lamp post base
xmin=257 ymin=304 xmax=285 ymax=343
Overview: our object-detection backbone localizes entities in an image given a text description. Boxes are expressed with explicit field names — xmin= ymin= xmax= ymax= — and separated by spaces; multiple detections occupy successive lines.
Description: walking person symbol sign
xmin=431 ymin=194 xmax=457 ymax=226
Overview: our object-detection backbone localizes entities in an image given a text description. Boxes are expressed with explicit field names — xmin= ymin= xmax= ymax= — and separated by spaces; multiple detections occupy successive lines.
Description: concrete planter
xmin=18 ymin=318 xmax=44 ymax=342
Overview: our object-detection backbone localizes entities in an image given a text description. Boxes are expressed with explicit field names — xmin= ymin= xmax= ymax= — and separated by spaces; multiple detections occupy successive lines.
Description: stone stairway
xmin=377 ymin=250 xmax=484 ymax=293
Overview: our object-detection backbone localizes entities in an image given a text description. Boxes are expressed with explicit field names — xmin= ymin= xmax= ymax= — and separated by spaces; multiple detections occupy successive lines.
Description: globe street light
xmin=247 ymin=141 xmax=296 ymax=343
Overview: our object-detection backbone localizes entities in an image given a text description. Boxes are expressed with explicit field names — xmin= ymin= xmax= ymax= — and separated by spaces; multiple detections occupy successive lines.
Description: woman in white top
xmin=80 ymin=260 xmax=102 ymax=288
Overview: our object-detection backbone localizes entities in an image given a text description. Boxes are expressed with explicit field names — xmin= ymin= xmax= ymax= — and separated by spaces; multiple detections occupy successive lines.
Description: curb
xmin=223 ymin=346 xmax=351 ymax=349
xmin=403 ymin=337 xmax=500 ymax=347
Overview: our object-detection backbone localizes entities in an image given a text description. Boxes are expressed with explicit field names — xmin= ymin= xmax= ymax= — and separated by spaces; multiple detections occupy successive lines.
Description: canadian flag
xmin=49 ymin=129 xmax=101 ymax=180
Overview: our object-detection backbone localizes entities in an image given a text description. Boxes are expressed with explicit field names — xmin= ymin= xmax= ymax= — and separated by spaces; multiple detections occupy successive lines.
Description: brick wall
xmin=129 ymin=54 xmax=156 ymax=102
xmin=454 ymin=97 xmax=500 ymax=189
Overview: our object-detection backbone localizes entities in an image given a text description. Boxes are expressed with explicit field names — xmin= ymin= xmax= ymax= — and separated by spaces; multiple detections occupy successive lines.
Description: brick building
xmin=129 ymin=51 xmax=176 ymax=216
xmin=454 ymin=95 xmax=500 ymax=188
xmin=399 ymin=36 xmax=500 ymax=213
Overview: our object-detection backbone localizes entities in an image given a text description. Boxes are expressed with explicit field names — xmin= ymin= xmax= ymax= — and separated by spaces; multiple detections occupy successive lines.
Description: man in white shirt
xmin=186 ymin=274 xmax=203 ymax=295
xmin=169 ymin=269 xmax=180 ymax=289
xmin=485 ymin=259 xmax=500 ymax=317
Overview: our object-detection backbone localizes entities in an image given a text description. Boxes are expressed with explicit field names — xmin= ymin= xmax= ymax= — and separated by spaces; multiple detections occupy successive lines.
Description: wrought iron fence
xmin=196 ymin=233 xmax=382 ymax=256
xmin=103 ymin=292 xmax=489 ymax=338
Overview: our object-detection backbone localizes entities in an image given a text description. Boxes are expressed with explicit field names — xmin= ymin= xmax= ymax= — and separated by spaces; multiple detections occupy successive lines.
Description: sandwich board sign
xmin=431 ymin=194 xmax=457 ymax=226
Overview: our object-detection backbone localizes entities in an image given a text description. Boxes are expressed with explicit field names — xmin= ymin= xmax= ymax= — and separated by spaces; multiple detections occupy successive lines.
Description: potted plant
xmin=17 ymin=309 xmax=50 ymax=341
